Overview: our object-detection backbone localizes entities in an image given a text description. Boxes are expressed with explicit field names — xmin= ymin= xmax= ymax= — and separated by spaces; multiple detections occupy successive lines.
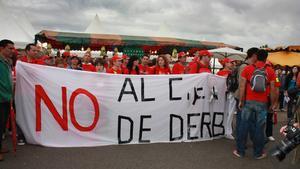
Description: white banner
xmin=15 ymin=61 xmax=228 ymax=147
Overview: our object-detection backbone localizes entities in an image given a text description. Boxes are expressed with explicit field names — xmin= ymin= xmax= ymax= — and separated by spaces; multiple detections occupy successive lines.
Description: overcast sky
xmin=1 ymin=0 xmax=299 ymax=49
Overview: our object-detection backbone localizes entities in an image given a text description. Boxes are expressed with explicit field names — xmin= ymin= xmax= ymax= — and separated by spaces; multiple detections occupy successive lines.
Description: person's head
xmin=94 ymin=58 xmax=105 ymax=72
xmin=83 ymin=52 xmax=91 ymax=63
xmin=276 ymin=68 xmax=282 ymax=74
xmin=246 ymin=47 xmax=259 ymax=62
xmin=122 ymin=54 xmax=129 ymax=65
xmin=291 ymin=66 xmax=298 ymax=74
xmin=0 ymin=39 xmax=15 ymax=58
xmin=25 ymin=43 xmax=39 ymax=58
xmin=257 ymin=49 xmax=268 ymax=62
xmin=178 ymin=52 xmax=187 ymax=64
xmin=55 ymin=58 xmax=65 ymax=68
xmin=157 ymin=55 xmax=168 ymax=68
xmin=165 ymin=54 xmax=172 ymax=63
xmin=199 ymin=50 xmax=212 ymax=65
xmin=44 ymin=56 xmax=55 ymax=66
xmin=111 ymin=55 xmax=122 ymax=67
xmin=127 ymin=55 xmax=140 ymax=73
xmin=141 ymin=55 xmax=150 ymax=65
xmin=221 ymin=58 xmax=235 ymax=70
xmin=70 ymin=55 xmax=80 ymax=66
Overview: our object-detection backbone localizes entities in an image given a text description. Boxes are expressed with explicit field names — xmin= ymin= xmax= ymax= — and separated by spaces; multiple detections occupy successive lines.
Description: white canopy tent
xmin=209 ymin=47 xmax=246 ymax=61
xmin=85 ymin=14 xmax=103 ymax=34
xmin=0 ymin=2 xmax=35 ymax=48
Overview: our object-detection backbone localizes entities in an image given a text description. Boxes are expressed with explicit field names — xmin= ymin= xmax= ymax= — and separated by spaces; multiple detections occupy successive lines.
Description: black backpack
xmin=226 ymin=62 xmax=248 ymax=92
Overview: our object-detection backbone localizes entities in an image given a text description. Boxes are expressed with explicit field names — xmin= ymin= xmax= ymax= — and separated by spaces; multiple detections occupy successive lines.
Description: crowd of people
xmin=1 ymin=39 xmax=300 ymax=161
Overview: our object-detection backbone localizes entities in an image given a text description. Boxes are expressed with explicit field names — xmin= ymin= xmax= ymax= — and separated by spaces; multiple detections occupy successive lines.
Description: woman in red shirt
xmin=126 ymin=55 xmax=140 ymax=75
xmin=217 ymin=58 xmax=235 ymax=77
xmin=154 ymin=55 xmax=171 ymax=75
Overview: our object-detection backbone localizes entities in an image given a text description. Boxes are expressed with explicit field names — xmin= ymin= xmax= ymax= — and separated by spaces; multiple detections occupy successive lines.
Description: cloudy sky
xmin=1 ymin=0 xmax=299 ymax=49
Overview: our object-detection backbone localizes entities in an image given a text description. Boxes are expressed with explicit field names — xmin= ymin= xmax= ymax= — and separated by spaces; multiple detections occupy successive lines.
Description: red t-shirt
xmin=217 ymin=69 xmax=231 ymax=77
xmin=19 ymin=56 xmax=45 ymax=65
xmin=146 ymin=66 xmax=155 ymax=74
xmin=139 ymin=64 xmax=149 ymax=74
xmin=129 ymin=69 xmax=138 ymax=75
xmin=121 ymin=64 xmax=129 ymax=74
xmin=82 ymin=63 xmax=96 ymax=72
xmin=106 ymin=67 xmax=122 ymax=74
xmin=187 ymin=61 xmax=211 ymax=74
xmin=172 ymin=62 xmax=185 ymax=74
xmin=241 ymin=61 xmax=276 ymax=103
xmin=155 ymin=66 xmax=171 ymax=75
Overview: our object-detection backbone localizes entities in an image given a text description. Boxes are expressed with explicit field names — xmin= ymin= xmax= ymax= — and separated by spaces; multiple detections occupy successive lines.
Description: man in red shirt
xmin=121 ymin=54 xmax=129 ymax=74
xmin=217 ymin=58 xmax=235 ymax=77
xmin=187 ymin=50 xmax=212 ymax=74
xmin=234 ymin=49 xmax=276 ymax=159
xmin=172 ymin=52 xmax=187 ymax=74
xmin=82 ymin=52 xmax=96 ymax=72
xmin=106 ymin=55 xmax=122 ymax=74
xmin=139 ymin=55 xmax=150 ymax=74
xmin=20 ymin=44 xmax=44 ymax=65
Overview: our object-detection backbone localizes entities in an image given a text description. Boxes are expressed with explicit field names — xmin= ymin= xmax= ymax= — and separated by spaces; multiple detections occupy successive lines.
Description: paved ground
xmin=1 ymin=111 xmax=299 ymax=169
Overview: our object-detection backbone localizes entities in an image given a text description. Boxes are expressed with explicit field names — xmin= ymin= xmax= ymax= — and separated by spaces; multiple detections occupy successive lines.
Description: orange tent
xmin=268 ymin=51 xmax=300 ymax=66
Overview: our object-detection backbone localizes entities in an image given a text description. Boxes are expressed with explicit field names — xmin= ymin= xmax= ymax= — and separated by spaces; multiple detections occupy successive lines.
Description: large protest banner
xmin=15 ymin=61 xmax=228 ymax=147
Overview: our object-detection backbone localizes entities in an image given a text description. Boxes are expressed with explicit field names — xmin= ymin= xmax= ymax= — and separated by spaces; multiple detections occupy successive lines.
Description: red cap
xmin=122 ymin=54 xmax=129 ymax=60
xmin=112 ymin=55 xmax=122 ymax=62
xmin=62 ymin=51 xmax=70 ymax=58
xmin=223 ymin=58 xmax=235 ymax=63
xmin=199 ymin=50 xmax=212 ymax=57
xmin=178 ymin=52 xmax=186 ymax=58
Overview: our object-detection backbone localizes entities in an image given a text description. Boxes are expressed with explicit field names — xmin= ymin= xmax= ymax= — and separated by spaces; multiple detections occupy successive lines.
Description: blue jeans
xmin=236 ymin=101 xmax=267 ymax=158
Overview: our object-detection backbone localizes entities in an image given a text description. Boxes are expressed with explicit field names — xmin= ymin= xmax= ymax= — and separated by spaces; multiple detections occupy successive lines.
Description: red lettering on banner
xmin=35 ymin=85 xmax=68 ymax=131
xmin=35 ymin=85 xmax=100 ymax=132
xmin=69 ymin=88 xmax=100 ymax=131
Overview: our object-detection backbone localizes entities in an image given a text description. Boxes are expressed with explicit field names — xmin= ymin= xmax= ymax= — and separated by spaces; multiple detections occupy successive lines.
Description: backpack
xmin=226 ymin=62 xmax=248 ymax=92
xmin=250 ymin=65 xmax=268 ymax=92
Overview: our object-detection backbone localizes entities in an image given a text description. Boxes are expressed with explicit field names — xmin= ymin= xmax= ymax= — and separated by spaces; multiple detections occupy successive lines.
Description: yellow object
xmin=65 ymin=45 xmax=70 ymax=51
xmin=267 ymin=51 xmax=300 ymax=66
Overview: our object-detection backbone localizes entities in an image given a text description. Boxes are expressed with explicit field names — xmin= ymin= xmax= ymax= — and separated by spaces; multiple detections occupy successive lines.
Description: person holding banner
xmin=82 ymin=52 xmax=96 ymax=72
xmin=126 ymin=55 xmax=140 ymax=75
xmin=217 ymin=58 xmax=236 ymax=140
xmin=121 ymin=54 xmax=129 ymax=74
xmin=0 ymin=39 xmax=15 ymax=161
xmin=67 ymin=55 xmax=82 ymax=70
xmin=20 ymin=43 xmax=44 ymax=65
xmin=172 ymin=52 xmax=187 ymax=74
xmin=106 ymin=55 xmax=123 ymax=74
xmin=139 ymin=55 xmax=150 ymax=74
xmin=187 ymin=50 xmax=212 ymax=74
xmin=154 ymin=55 xmax=171 ymax=74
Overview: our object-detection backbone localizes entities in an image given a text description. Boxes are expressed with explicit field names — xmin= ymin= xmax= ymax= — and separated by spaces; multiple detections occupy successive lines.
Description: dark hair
xmin=257 ymin=49 xmax=268 ymax=61
xmin=0 ymin=39 xmax=14 ymax=48
xmin=127 ymin=55 xmax=140 ymax=74
xmin=94 ymin=58 xmax=105 ymax=66
xmin=25 ymin=43 xmax=36 ymax=51
xmin=246 ymin=47 xmax=259 ymax=59
xmin=142 ymin=55 xmax=150 ymax=59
